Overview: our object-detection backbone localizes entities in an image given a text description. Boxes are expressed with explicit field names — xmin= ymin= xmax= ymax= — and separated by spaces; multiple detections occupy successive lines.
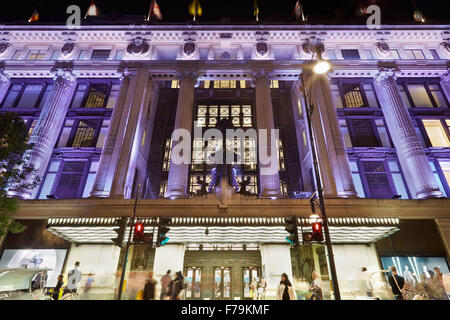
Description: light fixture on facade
xmin=313 ymin=54 xmax=331 ymax=74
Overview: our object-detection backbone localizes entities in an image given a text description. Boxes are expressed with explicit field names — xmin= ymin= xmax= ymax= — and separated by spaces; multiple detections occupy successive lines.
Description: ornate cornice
xmin=0 ymin=66 xmax=10 ymax=83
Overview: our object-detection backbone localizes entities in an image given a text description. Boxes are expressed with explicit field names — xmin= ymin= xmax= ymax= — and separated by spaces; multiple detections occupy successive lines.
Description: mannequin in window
xmin=196 ymin=176 xmax=208 ymax=196
xmin=403 ymin=266 xmax=416 ymax=290
xmin=239 ymin=176 xmax=252 ymax=195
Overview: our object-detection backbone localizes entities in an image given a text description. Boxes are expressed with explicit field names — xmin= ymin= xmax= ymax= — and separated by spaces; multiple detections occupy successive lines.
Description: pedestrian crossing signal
xmin=133 ymin=222 xmax=145 ymax=242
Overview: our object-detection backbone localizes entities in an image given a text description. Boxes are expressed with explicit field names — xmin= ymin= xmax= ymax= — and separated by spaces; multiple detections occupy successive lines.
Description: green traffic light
xmin=285 ymin=236 xmax=295 ymax=244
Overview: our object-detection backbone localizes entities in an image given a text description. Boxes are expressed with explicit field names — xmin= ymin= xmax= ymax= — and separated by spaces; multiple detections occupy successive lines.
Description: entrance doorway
xmin=242 ymin=267 xmax=260 ymax=299
xmin=213 ymin=267 xmax=232 ymax=299
xmin=184 ymin=267 xmax=202 ymax=299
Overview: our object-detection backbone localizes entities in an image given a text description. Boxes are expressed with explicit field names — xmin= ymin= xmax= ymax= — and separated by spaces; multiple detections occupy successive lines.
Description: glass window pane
xmin=90 ymin=50 xmax=110 ymax=61
xmin=429 ymin=161 xmax=437 ymax=172
xmin=430 ymin=49 xmax=440 ymax=60
xmin=96 ymin=127 xmax=108 ymax=148
xmin=349 ymin=161 xmax=359 ymax=172
xmin=434 ymin=173 xmax=447 ymax=197
xmin=412 ymin=49 xmax=425 ymax=59
xmin=38 ymin=173 xmax=56 ymax=199
xmin=48 ymin=161 xmax=60 ymax=172
xmin=331 ymin=84 xmax=343 ymax=108
xmin=391 ymin=173 xmax=409 ymax=199
xmin=439 ymin=161 xmax=450 ymax=190
xmin=351 ymin=173 xmax=365 ymax=198
xmin=422 ymin=120 xmax=450 ymax=147
xmin=404 ymin=50 xmax=415 ymax=59
xmin=408 ymin=84 xmax=433 ymax=108
xmin=327 ymin=49 xmax=336 ymax=59
xmin=90 ymin=161 xmax=99 ymax=172
xmin=364 ymin=49 xmax=373 ymax=59
xmin=363 ymin=84 xmax=378 ymax=108
xmin=388 ymin=161 xmax=400 ymax=172
xmin=85 ymin=84 xmax=108 ymax=109
xmin=399 ymin=86 xmax=412 ymax=108
xmin=82 ymin=173 xmax=96 ymax=198
xmin=2 ymin=84 xmax=22 ymax=108
xmin=428 ymin=85 xmax=447 ymax=108
xmin=390 ymin=49 xmax=400 ymax=59
xmin=71 ymin=84 xmax=87 ymax=108
xmin=115 ymin=50 xmax=124 ymax=60
xmin=377 ymin=126 xmax=391 ymax=147
xmin=51 ymin=50 xmax=61 ymax=60
xmin=17 ymin=84 xmax=43 ymax=108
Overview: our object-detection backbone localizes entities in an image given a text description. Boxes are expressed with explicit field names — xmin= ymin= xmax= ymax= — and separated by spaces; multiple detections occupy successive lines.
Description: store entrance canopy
xmin=47 ymin=216 xmax=399 ymax=245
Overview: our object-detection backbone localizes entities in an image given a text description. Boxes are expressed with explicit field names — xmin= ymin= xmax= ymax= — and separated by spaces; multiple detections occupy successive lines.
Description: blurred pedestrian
xmin=309 ymin=271 xmax=323 ymax=300
xmin=52 ymin=275 xmax=64 ymax=300
xmin=160 ymin=270 xmax=172 ymax=300
xmin=82 ymin=273 xmax=95 ymax=300
xmin=168 ymin=271 xmax=184 ymax=300
xmin=143 ymin=270 xmax=157 ymax=300
xmin=63 ymin=261 xmax=82 ymax=297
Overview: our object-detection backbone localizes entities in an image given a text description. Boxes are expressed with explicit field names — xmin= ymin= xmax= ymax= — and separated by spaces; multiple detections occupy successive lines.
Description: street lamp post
xmin=300 ymin=59 xmax=341 ymax=300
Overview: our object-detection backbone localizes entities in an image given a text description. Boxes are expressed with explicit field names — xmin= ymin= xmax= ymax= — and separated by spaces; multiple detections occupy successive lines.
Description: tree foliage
xmin=0 ymin=112 xmax=40 ymax=237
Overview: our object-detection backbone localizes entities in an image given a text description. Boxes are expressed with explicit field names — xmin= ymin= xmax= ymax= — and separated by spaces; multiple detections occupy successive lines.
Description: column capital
xmin=251 ymin=69 xmax=271 ymax=87
xmin=118 ymin=67 xmax=138 ymax=81
xmin=374 ymin=66 xmax=400 ymax=86
xmin=0 ymin=66 xmax=10 ymax=84
xmin=441 ymin=68 xmax=450 ymax=83
xmin=176 ymin=70 xmax=199 ymax=86
xmin=50 ymin=65 xmax=76 ymax=88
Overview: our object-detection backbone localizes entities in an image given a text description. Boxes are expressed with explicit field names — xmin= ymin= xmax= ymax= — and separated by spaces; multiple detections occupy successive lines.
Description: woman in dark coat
xmin=52 ymin=275 xmax=64 ymax=300
xmin=168 ymin=271 xmax=184 ymax=300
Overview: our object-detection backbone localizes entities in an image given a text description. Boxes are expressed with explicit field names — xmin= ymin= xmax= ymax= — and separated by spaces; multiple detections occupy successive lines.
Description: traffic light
xmin=133 ymin=222 xmax=145 ymax=243
xmin=157 ymin=217 xmax=172 ymax=247
xmin=112 ymin=218 xmax=127 ymax=247
xmin=284 ymin=216 xmax=298 ymax=245
xmin=311 ymin=222 xmax=324 ymax=242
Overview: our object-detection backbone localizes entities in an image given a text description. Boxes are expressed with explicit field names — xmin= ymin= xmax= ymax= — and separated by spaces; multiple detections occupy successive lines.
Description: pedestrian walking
xmin=52 ymin=275 xmax=64 ymax=300
xmin=168 ymin=271 xmax=184 ymax=300
xmin=62 ymin=261 xmax=82 ymax=297
xmin=143 ymin=270 xmax=157 ymax=300
xmin=309 ymin=271 xmax=323 ymax=300
xmin=82 ymin=273 xmax=95 ymax=300
xmin=360 ymin=267 xmax=373 ymax=298
xmin=160 ymin=270 xmax=172 ymax=300
xmin=388 ymin=266 xmax=406 ymax=300
xmin=276 ymin=273 xmax=296 ymax=300
xmin=257 ymin=278 xmax=267 ymax=300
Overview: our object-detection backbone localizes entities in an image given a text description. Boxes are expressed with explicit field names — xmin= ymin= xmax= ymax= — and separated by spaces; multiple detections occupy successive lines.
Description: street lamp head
xmin=313 ymin=59 xmax=331 ymax=74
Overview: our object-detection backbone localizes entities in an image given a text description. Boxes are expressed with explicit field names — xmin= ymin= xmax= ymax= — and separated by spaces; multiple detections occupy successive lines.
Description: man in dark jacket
xmin=168 ymin=271 xmax=184 ymax=300
xmin=388 ymin=266 xmax=406 ymax=300
xmin=143 ymin=270 xmax=157 ymax=300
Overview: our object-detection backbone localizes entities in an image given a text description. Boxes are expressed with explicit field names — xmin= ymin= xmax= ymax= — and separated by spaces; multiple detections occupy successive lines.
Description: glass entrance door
xmin=184 ymin=267 xmax=202 ymax=299
xmin=213 ymin=267 xmax=231 ymax=300
xmin=243 ymin=267 xmax=260 ymax=299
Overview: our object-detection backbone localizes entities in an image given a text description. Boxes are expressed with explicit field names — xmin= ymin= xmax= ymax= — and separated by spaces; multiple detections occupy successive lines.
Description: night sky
xmin=0 ymin=0 xmax=448 ymax=24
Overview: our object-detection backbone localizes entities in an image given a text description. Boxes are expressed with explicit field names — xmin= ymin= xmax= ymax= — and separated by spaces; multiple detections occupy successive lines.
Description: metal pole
xmin=117 ymin=184 xmax=140 ymax=300
xmin=300 ymin=73 xmax=341 ymax=300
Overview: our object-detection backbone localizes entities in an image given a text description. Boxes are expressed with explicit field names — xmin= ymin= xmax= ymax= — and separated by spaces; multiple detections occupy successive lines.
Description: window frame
xmin=397 ymin=79 xmax=449 ymax=109
xmin=0 ymin=79 xmax=51 ymax=110
xmin=417 ymin=118 xmax=450 ymax=148
xmin=58 ymin=117 xmax=104 ymax=148
xmin=336 ymin=79 xmax=381 ymax=109
xmin=69 ymin=80 xmax=113 ymax=110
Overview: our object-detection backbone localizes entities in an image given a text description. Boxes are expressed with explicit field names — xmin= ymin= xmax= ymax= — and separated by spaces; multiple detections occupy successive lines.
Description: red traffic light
xmin=133 ymin=222 xmax=145 ymax=242
xmin=312 ymin=222 xmax=323 ymax=242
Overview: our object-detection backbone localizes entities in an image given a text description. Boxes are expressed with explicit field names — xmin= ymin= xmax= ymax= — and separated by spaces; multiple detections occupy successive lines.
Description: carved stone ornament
xmin=183 ymin=41 xmax=196 ymax=56
xmin=440 ymin=42 xmax=450 ymax=55
xmin=256 ymin=41 xmax=268 ymax=56
xmin=0 ymin=41 xmax=11 ymax=57
xmin=126 ymin=37 xmax=150 ymax=56
xmin=61 ymin=42 xmax=76 ymax=57
xmin=375 ymin=41 xmax=390 ymax=57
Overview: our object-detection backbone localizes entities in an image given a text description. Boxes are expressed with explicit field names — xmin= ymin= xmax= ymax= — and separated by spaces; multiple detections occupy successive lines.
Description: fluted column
xmin=253 ymin=70 xmax=282 ymax=198
xmin=0 ymin=67 xmax=10 ymax=103
xmin=165 ymin=72 xmax=197 ymax=199
xmin=90 ymin=69 xmax=133 ymax=197
xmin=9 ymin=67 xmax=77 ymax=199
xmin=305 ymin=73 xmax=358 ymax=198
xmin=440 ymin=69 xmax=450 ymax=104
xmin=373 ymin=67 xmax=443 ymax=199
xmin=110 ymin=67 xmax=149 ymax=199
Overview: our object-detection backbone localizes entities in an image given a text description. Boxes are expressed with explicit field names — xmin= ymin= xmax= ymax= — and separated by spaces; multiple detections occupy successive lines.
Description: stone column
xmin=0 ymin=67 xmax=10 ymax=103
xmin=165 ymin=72 xmax=197 ymax=199
xmin=9 ymin=67 xmax=76 ymax=199
xmin=253 ymin=70 xmax=282 ymax=198
xmin=110 ymin=68 xmax=149 ymax=199
xmin=90 ymin=69 xmax=133 ymax=197
xmin=440 ymin=69 xmax=450 ymax=104
xmin=305 ymin=73 xmax=357 ymax=198
xmin=373 ymin=67 xmax=443 ymax=199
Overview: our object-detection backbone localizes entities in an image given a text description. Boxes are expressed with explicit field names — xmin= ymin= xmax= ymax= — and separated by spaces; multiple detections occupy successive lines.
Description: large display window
xmin=0 ymin=249 xmax=67 ymax=287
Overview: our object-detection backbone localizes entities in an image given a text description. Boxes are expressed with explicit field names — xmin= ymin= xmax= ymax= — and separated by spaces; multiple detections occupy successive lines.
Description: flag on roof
xmin=28 ymin=9 xmax=39 ymax=23
xmin=294 ymin=1 xmax=306 ymax=22
xmin=147 ymin=0 xmax=163 ymax=21
xmin=189 ymin=0 xmax=202 ymax=21
xmin=85 ymin=0 xmax=100 ymax=18
xmin=253 ymin=0 xmax=259 ymax=22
